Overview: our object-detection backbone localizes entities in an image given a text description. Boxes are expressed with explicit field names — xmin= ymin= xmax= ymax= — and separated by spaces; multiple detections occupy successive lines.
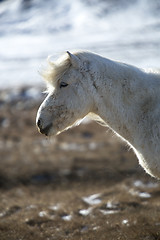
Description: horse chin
xmin=48 ymin=118 xmax=84 ymax=136
xmin=58 ymin=118 xmax=84 ymax=134
xmin=46 ymin=127 xmax=58 ymax=137
xmin=47 ymin=125 xmax=69 ymax=136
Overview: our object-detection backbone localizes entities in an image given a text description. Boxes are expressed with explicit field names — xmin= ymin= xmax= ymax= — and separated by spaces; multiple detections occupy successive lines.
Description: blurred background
xmin=0 ymin=0 xmax=160 ymax=89
xmin=1 ymin=1 xmax=160 ymax=239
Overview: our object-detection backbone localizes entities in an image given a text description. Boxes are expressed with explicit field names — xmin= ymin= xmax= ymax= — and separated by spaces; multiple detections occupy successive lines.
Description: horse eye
xmin=60 ymin=82 xmax=68 ymax=88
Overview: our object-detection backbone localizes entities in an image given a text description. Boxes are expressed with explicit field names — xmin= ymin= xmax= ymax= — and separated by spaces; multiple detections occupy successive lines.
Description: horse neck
xmin=90 ymin=58 xmax=156 ymax=145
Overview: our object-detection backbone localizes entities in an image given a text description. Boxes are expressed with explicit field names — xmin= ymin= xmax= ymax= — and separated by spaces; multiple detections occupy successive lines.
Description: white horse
xmin=36 ymin=50 xmax=160 ymax=179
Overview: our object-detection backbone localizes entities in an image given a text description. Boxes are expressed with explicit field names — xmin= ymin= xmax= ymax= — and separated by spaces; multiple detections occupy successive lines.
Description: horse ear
xmin=66 ymin=51 xmax=80 ymax=69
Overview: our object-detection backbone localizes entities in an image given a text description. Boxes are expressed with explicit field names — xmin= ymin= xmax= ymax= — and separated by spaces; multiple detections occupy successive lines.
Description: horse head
xmin=36 ymin=51 xmax=93 ymax=136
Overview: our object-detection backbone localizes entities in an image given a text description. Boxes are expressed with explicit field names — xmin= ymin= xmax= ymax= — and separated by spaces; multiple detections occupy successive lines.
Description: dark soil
xmin=0 ymin=87 xmax=160 ymax=240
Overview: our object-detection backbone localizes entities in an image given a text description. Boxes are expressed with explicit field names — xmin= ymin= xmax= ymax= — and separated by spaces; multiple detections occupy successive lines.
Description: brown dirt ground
xmin=0 ymin=87 xmax=160 ymax=240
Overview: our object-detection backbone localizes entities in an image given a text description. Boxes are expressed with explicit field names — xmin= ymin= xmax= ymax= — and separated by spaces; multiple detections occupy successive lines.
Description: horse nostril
xmin=37 ymin=118 xmax=52 ymax=135
xmin=37 ymin=119 xmax=42 ymax=128
xmin=40 ymin=123 xmax=53 ymax=136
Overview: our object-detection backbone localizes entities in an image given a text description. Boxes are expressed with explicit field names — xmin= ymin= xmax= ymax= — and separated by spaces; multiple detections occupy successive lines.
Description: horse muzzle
xmin=36 ymin=119 xmax=53 ymax=136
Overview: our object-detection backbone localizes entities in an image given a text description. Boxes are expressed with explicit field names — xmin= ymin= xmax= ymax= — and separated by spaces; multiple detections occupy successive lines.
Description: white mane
xmin=37 ymin=50 xmax=160 ymax=179
xmin=42 ymin=51 xmax=113 ymax=87
xmin=42 ymin=53 xmax=71 ymax=87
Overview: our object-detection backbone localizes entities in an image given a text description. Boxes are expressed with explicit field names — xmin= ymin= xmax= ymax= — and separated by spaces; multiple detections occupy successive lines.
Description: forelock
xmin=41 ymin=53 xmax=71 ymax=88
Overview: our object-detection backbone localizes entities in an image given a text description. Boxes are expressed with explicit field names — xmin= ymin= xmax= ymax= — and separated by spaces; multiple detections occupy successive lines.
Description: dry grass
xmin=0 ymin=87 xmax=160 ymax=240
